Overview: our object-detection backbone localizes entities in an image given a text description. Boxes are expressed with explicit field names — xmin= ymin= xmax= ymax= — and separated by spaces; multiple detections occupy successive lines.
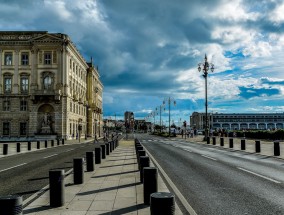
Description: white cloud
xmin=269 ymin=2 xmax=284 ymax=24
xmin=44 ymin=0 xmax=73 ymax=21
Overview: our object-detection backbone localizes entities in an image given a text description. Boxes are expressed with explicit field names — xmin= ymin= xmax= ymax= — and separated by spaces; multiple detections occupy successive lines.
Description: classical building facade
xmin=0 ymin=31 xmax=103 ymax=140
xmin=190 ymin=112 xmax=284 ymax=130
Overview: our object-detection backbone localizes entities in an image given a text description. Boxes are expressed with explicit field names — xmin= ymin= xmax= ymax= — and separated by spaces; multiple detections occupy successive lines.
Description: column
xmin=13 ymin=50 xmax=19 ymax=94
xmin=0 ymin=49 xmax=2 ymax=94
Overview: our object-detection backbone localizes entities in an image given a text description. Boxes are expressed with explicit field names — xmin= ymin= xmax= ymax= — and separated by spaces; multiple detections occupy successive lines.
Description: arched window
xmin=43 ymin=76 xmax=52 ymax=89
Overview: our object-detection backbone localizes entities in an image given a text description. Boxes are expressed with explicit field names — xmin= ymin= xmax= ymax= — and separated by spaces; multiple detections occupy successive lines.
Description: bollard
xmin=139 ymin=156 xmax=150 ymax=182
xmin=28 ymin=141 xmax=31 ymax=151
xmin=274 ymin=141 xmax=280 ymax=156
xmin=150 ymin=192 xmax=175 ymax=215
xmin=49 ymin=170 xmax=65 ymax=207
xmin=37 ymin=141 xmax=40 ymax=149
xmin=111 ymin=141 xmax=115 ymax=151
xmin=45 ymin=140 xmax=48 ymax=148
xmin=86 ymin=151 xmax=95 ymax=172
xmin=95 ymin=147 xmax=102 ymax=164
xmin=101 ymin=145 xmax=106 ymax=159
xmin=17 ymin=142 xmax=21 ymax=153
xmin=255 ymin=140 xmax=261 ymax=153
xmin=51 ymin=140 xmax=54 ymax=147
xmin=62 ymin=139 xmax=65 ymax=145
xmin=0 ymin=195 xmax=23 ymax=215
xmin=136 ymin=146 xmax=143 ymax=153
xmin=241 ymin=139 xmax=246 ymax=150
xmin=57 ymin=139 xmax=60 ymax=146
xmin=73 ymin=158 xmax=84 ymax=184
xmin=135 ymin=144 xmax=142 ymax=151
xmin=137 ymin=150 xmax=146 ymax=168
xmin=3 ymin=144 xmax=8 ymax=155
xmin=116 ymin=139 xmax=119 ymax=147
xmin=144 ymin=167 xmax=158 ymax=205
xmin=109 ymin=142 xmax=113 ymax=153
xmin=229 ymin=138 xmax=233 ymax=148
xmin=105 ymin=143 xmax=110 ymax=155
xmin=212 ymin=137 xmax=216 ymax=145
xmin=207 ymin=136 xmax=210 ymax=144
xmin=220 ymin=137 xmax=224 ymax=147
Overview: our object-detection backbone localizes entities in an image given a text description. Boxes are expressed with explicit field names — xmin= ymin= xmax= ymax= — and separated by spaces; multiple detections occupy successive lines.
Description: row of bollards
xmin=2 ymin=139 xmax=65 ymax=155
xmin=135 ymin=138 xmax=175 ymax=215
xmin=49 ymin=138 xmax=119 ymax=208
xmin=209 ymin=137 xmax=281 ymax=156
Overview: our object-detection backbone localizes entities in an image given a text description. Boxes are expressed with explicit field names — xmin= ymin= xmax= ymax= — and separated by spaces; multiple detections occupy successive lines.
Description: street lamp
xmin=198 ymin=54 xmax=214 ymax=140
xmin=163 ymin=97 xmax=176 ymax=136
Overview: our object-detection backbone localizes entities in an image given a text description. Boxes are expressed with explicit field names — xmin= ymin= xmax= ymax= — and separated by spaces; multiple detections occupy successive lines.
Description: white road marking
xmin=65 ymin=149 xmax=75 ymax=152
xmin=184 ymin=149 xmax=193 ymax=152
xmin=201 ymin=154 xmax=217 ymax=161
xmin=0 ymin=163 xmax=27 ymax=173
xmin=43 ymin=154 xmax=58 ymax=159
xmin=238 ymin=167 xmax=281 ymax=184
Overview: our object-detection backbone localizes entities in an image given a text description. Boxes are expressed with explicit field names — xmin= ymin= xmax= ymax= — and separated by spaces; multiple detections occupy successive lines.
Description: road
xmin=136 ymin=133 xmax=284 ymax=215
xmin=0 ymin=140 xmax=102 ymax=204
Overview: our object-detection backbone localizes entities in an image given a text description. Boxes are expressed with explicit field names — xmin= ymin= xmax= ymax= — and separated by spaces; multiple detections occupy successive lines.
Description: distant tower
xmin=124 ymin=111 xmax=134 ymax=130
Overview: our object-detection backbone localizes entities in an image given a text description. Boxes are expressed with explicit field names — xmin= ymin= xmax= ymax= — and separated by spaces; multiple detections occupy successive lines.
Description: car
xmin=197 ymin=130 xmax=203 ymax=135
xmin=118 ymin=132 xmax=123 ymax=135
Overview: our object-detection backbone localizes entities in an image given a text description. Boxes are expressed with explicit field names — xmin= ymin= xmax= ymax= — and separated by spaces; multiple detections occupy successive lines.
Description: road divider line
xmin=142 ymin=143 xmax=198 ymax=215
xmin=237 ymin=167 xmax=281 ymax=184
xmin=0 ymin=163 xmax=27 ymax=173
xmin=65 ymin=149 xmax=75 ymax=152
xmin=201 ymin=155 xmax=217 ymax=161
xmin=43 ymin=154 xmax=58 ymax=159
xmin=184 ymin=149 xmax=193 ymax=152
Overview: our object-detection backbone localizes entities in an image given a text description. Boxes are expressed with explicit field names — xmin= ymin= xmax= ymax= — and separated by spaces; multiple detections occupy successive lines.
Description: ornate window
xmin=42 ymin=72 xmax=54 ymax=90
xmin=20 ymin=122 xmax=27 ymax=135
xmin=21 ymin=53 xmax=29 ymax=65
xmin=44 ymin=52 xmax=52 ymax=65
xmin=43 ymin=76 xmax=52 ymax=89
xmin=4 ymin=76 xmax=12 ymax=94
xmin=3 ymin=98 xmax=10 ymax=111
xmin=20 ymin=99 xmax=28 ymax=111
xmin=20 ymin=76 xmax=29 ymax=93
xmin=4 ymin=52 xmax=12 ymax=65
xmin=3 ymin=122 xmax=10 ymax=136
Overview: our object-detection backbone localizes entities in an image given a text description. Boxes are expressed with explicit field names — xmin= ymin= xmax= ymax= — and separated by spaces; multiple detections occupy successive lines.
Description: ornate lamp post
xmin=163 ymin=97 xmax=176 ymax=136
xmin=198 ymin=54 xmax=214 ymax=140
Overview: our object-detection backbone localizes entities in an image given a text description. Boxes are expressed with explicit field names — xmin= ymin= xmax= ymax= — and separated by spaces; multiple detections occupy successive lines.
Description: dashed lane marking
xmin=43 ymin=154 xmax=58 ymax=159
xmin=201 ymin=154 xmax=217 ymax=161
xmin=0 ymin=163 xmax=27 ymax=173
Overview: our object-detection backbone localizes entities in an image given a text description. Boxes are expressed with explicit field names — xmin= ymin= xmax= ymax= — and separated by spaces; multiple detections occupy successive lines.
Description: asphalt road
xmin=136 ymin=133 xmax=284 ymax=215
xmin=0 ymin=140 xmax=102 ymax=203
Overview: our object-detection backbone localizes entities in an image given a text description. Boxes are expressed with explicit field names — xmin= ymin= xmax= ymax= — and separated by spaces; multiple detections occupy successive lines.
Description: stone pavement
xmin=176 ymin=134 xmax=284 ymax=159
xmin=23 ymin=139 xmax=183 ymax=215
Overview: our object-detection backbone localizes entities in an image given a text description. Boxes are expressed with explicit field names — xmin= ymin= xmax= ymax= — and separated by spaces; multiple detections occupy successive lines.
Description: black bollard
xmin=220 ymin=137 xmax=224 ymax=147
xmin=229 ymin=138 xmax=233 ymax=148
xmin=57 ymin=139 xmax=60 ymax=146
xmin=207 ymin=136 xmax=210 ymax=144
xmin=105 ymin=143 xmax=110 ymax=155
xmin=86 ymin=151 xmax=95 ymax=172
xmin=73 ymin=158 xmax=84 ymax=184
xmin=101 ymin=145 xmax=106 ymax=159
xmin=255 ymin=140 xmax=261 ymax=153
xmin=17 ymin=142 xmax=21 ymax=153
xmin=109 ymin=142 xmax=113 ymax=153
xmin=49 ymin=169 xmax=65 ymax=207
xmin=37 ymin=141 xmax=40 ymax=149
xmin=144 ymin=167 xmax=158 ymax=205
xmin=137 ymin=150 xmax=146 ymax=168
xmin=0 ymin=195 xmax=23 ymax=215
xmin=116 ymin=139 xmax=119 ymax=147
xmin=150 ymin=192 xmax=175 ymax=215
xmin=241 ymin=139 xmax=246 ymax=150
xmin=111 ymin=141 xmax=115 ymax=151
xmin=62 ymin=139 xmax=65 ymax=145
xmin=274 ymin=141 xmax=280 ymax=156
xmin=28 ymin=141 xmax=31 ymax=151
xmin=51 ymin=140 xmax=54 ymax=147
xmin=45 ymin=140 xmax=48 ymax=148
xmin=213 ymin=137 xmax=216 ymax=145
xmin=139 ymin=156 xmax=150 ymax=182
xmin=136 ymin=146 xmax=143 ymax=153
xmin=3 ymin=144 xmax=8 ymax=155
xmin=95 ymin=147 xmax=102 ymax=164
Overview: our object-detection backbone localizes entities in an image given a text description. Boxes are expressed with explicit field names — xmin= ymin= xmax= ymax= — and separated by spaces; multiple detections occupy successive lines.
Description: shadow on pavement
xmin=24 ymin=206 xmax=52 ymax=214
xmin=99 ymin=204 xmax=148 ymax=215
xmin=93 ymin=170 xmax=139 ymax=178
xmin=100 ymin=163 xmax=137 ymax=168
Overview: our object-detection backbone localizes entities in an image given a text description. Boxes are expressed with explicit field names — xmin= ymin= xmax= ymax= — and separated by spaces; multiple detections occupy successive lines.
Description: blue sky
xmin=1 ymin=0 xmax=284 ymax=125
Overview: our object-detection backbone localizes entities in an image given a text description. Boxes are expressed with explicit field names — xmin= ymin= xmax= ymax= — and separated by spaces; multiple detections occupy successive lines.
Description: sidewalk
xmin=23 ymin=140 xmax=182 ymax=215
xmin=176 ymin=135 xmax=284 ymax=159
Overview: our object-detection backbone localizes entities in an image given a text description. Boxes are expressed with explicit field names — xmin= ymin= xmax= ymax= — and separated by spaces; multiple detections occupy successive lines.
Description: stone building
xmin=0 ymin=31 xmax=103 ymax=140
xmin=190 ymin=112 xmax=284 ymax=130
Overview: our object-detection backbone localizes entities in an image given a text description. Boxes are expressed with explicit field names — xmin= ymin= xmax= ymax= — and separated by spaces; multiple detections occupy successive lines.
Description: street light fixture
xmin=163 ymin=97 xmax=176 ymax=136
xmin=198 ymin=54 xmax=214 ymax=141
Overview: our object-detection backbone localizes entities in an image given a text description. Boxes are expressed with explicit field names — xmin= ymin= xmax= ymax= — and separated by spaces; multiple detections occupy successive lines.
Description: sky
xmin=1 ymin=0 xmax=284 ymax=125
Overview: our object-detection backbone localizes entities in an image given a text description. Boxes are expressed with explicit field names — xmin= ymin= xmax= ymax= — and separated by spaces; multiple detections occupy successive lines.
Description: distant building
xmin=124 ymin=111 xmax=134 ymax=130
xmin=190 ymin=112 xmax=284 ymax=130
xmin=0 ymin=31 xmax=103 ymax=140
